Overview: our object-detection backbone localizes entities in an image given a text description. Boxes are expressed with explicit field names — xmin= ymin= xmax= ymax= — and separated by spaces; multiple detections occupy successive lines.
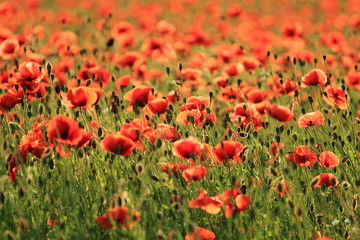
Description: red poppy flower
xmin=185 ymin=227 xmax=216 ymax=240
xmin=140 ymin=37 xmax=169 ymax=58
xmin=235 ymin=194 xmax=251 ymax=211
xmin=46 ymin=115 xmax=82 ymax=145
xmin=151 ymin=124 xmax=181 ymax=142
xmin=298 ymin=112 xmax=325 ymax=128
xmin=172 ymin=137 xmax=203 ymax=159
xmin=345 ymin=70 xmax=360 ymax=91
xmin=179 ymin=96 xmax=210 ymax=112
xmin=286 ymin=145 xmax=317 ymax=167
xmin=182 ymin=166 xmax=207 ymax=182
xmin=147 ymin=98 xmax=168 ymax=114
xmin=123 ymin=85 xmax=152 ymax=108
xmin=100 ymin=133 xmax=135 ymax=156
xmin=188 ymin=189 xmax=223 ymax=214
xmin=311 ymin=173 xmax=339 ymax=187
xmin=96 ymin=206 xmax=140 ymax=230
xmin=221 ymin=181 xmax=250 ymax=218
xmin=319 ymin=151 xmax=340 ymax=167
xmin=0 ymin=87 xmax=24 ymax=114
xmin=119 ymin=118 xmax=151 ymax=151
xmin=213 ymin=140 xmax=246 ymax=164
xmin=160 ymin=162 xmax=188 ymax=177
xmin=212 ymin=76 xmax=228 ymax=88
xmin=323 ymin=85 xmax=348 ymax=109
xmin=15 ymin=61 xmax=45 ymax=93
xmin=115 ymin=75 xmax=131 ymax=89
xmin=0 ymin=38 xmax=19 ymax=60
xmin=301 ymin=69 xmax=327 ymax=87
xmin=62 ymin=86 xmax=102 ymax=110
xmin=266 ymin=105 xmax=294 ymax=122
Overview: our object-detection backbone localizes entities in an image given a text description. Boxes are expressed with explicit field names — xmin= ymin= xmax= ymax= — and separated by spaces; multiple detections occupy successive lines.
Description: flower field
xmin=0 ymin=0 xmax=359 ymax=239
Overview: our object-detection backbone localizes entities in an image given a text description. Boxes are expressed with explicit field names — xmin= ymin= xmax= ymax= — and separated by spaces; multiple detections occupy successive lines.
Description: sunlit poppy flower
xmin=172 ymin=137 xmax=203 ymax=159
xmin=212 ymin=76 xmax=228 ymax=88
xmin=266 ymin=105 xmax=294 ymax=122
xmin=182 ymin=166 xmax=207 ymax=182
xmin=298 ymin=112 xmax=325 ymax=128
xmin=140 ymin=37 xmax=169 ymax=58
xmin=116 ymin=51 xmax=145 ymax=68
xmin=223 ymin=62 xmax=245 ymax=77
xmin=111 ymin=21 xmax=133 ymax=40
xmin=241 ymin=56 xmax=260 ymax=71
xmin=0 ymin=87 xmax=24 ymax=114
xmin=222 ymin=181 xmax=250 ymax=218
xmin=0 ymin=38 xmax=19 ymax=60
xmin=269 ymin=77 xmax=299 ymax=96
xmin=179 ymin=96 xmax=210 ymax=112
xmin=176 ymin=109 xmax=206 ymax=128
xmin=19 ymin=121 xmax=52 ymax=158
xmin=123 ymin=85 xmax=152 ymax=109
xmin=100 ymin=133 xmax=135 ymax=156
xmin=160 ymin=162 xmax=188 ymax=177
xmin=156 ymin=20 xmax=176 ymax=35
xmin=188 ymin=189 xmax=223 ymax=214
xmin=286 ymin=145 xmax=317 ymax=167
xmin=150 ymin=124 xmax=181 ymax=142
xmin=301 ymin=69 xmax=327 ymax=87
xmin=46 ymin=115 xmax=82 ymax=146
xmin=319 ymin=151 xmax=340 ymax=167
xmin=345 ymin=70 xmax=360 ymax=91
xmin=62 ymin=86 xmax=102 ymax=110
xmin=77 ymin=130 xmax=93 ymax=148
xmin=185 ymin=28 xmax=211 ymax=47
xmin=96 ymin=206 xmax=140 ymax=230
xmin=213 ymin=140 xmax=246 ymax=164
xmin=235 ymin=194 xmax=251 ymax=211
xmin=281 ymin=22 xmax=303 ymax=39
xmin=119 ymin=118 xmax=151 ymax=151
xmin=15 ymin=61 xmax=45 ymax=93
xmin=231 ymin=103 xmax=261 ymax=122
xmin=185 ymin=227 xmax=215 ymax=240
xmin=147 ymin=98 xmax=168 ymax=114
xmin=322 ymin=85 xmax=348 ymax=109
xmin=311 ymin=173 xmax=339 ymax=187
xmin=115 ymin=75 xmax=131 ymax=89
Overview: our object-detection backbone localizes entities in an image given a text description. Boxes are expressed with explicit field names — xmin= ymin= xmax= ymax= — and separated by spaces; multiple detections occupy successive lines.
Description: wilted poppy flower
xmin=188 ymin=189 xmax=223 ymax=214
xmin=286 ymin=145 xmax=317 ymax=167
xmin=323 ymin=85 xmax=348 ymax=109
xmin=311 ymin=173 xmax=339 ymax=187
xmin=147 ymin=98 xmax=168 ymax=114
xmin=266 ymin=105 xmax=294 ymax=122
xmin=301 ymin=69 xmax=327 ymax=87
xmin=182 ymin=166 xmax=207 ymax=182
xmin=123 ymin=85 xmax=152 ymax=109
xmin=172 ymin=137 xmax=203 ymax=159
xmin=0 ymin=38 xmax=19 ymax=60
xmin=185 ymin=227 xmax=216 ymax=240
xmin=100 ymin=133 xmax=135 ymax=156
xmin=298 ymin=112 xmax=325 ymax=128
xmin=319 ymin=151 xmax=340 ymax=167
xmin=62 ymin=86 xmax=102 ymax=110
xmin=46 ymin=115 xmax=82 ymax=145
xmin=96 ymin=206 xmax=140 ymax=230
xmin=213 ymin=140 xmax=246 ymax=164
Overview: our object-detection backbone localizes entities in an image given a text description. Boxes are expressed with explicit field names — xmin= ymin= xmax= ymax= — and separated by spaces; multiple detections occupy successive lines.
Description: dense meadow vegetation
xmin=0 ymin=0 xmax=359 ymax=239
